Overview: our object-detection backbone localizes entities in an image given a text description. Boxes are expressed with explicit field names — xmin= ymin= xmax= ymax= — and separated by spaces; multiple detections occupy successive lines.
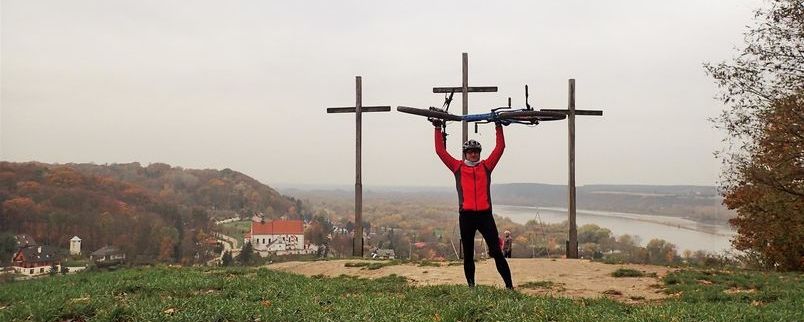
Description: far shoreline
xmin=495 ymin=205 xmax=735 ymax=238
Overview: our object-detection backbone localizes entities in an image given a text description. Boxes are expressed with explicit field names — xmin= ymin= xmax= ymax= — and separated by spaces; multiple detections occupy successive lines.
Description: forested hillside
xmin=68 ymin=162 xmax=297 ymax=219
xmin=0 ymin=162 xmax=298 ymax=264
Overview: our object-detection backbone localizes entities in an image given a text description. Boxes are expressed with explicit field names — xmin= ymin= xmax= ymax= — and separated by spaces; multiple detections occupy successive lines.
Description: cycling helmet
xmin=462 ymin=140 xmax=482 ymax=153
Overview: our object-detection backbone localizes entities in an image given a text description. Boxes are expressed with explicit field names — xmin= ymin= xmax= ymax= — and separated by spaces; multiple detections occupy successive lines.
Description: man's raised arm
xmin=484 ymin=124 xmax=505 ymax=171
xmin=435 ymin=127 xmax=460 ymax=172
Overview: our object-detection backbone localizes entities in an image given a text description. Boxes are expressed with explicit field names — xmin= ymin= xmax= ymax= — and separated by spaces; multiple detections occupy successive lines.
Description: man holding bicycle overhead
xmin=430 ymin=118 xmax=514 ymax=290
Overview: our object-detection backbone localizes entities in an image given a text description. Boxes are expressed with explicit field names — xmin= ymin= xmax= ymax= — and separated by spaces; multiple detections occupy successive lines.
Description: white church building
xmin=245 ymin=217 xmax=316 ymax=255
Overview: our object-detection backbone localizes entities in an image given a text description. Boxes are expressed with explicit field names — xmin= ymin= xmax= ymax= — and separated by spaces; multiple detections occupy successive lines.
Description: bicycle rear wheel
xmin=497 ymin=110 xmax=566 ymax=122
xmin=397 ymin=106 xmax=462 ymax=122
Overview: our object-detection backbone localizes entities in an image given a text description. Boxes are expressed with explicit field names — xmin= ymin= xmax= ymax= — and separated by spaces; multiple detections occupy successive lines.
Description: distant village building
xmin=90 ymin=246 xmax=126 ymax=267
xmin=14 ymin=234 xmax=37 ymax=248
xmin=331 ymin=226 xmax=349 ymax=235
xmin=69 ymin=236 xmax=82 ymax=256
xmin=372 ymin=249 xmax=395 ymax=260
xmin=245 ymin=218 xmax=316 ymax=255
xmin=11 ymin=245 xmax=62 ymax=277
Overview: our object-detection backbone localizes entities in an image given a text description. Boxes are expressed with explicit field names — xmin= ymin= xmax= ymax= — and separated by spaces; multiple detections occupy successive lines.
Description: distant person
xmin=503 ymin=230 xmax=513 ymax=258
xmin=370 ymin=247 xmax=379 ymax=259
xmin=430 ymin=117 xmax=513 ymax=289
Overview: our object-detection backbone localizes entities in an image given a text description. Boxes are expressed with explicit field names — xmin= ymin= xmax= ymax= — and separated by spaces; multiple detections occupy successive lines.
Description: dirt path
xmin=267 ymin=258 xmax=671 ymax=303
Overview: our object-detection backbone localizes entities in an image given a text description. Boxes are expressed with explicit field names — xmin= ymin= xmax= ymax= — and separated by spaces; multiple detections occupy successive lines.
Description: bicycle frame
xmin=463 ymin=108 xmax=538 ymax=125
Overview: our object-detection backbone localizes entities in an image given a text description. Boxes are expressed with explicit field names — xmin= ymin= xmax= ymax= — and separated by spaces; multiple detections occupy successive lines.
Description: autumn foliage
xmin=0 ymin=162 xmax=297 ymax=265
xmin=706 ymin=0 xmax=803 ymax=270
xmin=723 ymin=94 xmax=803 ymax=270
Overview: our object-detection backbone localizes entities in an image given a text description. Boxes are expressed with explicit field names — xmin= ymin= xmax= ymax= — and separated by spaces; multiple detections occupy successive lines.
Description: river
xmin=494 ymin=205 xmax=735 ymax=254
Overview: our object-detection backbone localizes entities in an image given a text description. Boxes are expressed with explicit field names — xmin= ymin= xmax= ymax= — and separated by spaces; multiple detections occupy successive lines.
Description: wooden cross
xmin=326 ymin=76 xmax=391 ymax=257
xmin=432 ymin=53 xmax=498 ymax=148
xmin=541 ymin=79 xmax=603 ymax=259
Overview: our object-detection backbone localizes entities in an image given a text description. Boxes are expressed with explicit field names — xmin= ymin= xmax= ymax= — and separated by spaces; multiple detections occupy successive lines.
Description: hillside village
xmin=0 ymin=161 xmax=317 ymax=279
xmin=2 ymin=210 xmax=367 ymax=280
xmin=4 ymin=234 xmax=122 ymax=278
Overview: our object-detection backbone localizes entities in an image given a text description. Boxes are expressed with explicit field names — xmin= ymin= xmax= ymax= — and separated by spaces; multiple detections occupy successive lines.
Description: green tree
xmin=645 ymin=239 xmax=677 ymax=265
xmin=304 ymin=221 xmax=327 ymax=245
xmin=236 ymin=242 xmax=253 ymax=265
xmin=221 ymin=251 xmax=233 ymax=267
xmin=577 ymin=224 xmax=613 ymax=245
xmin=705 ymin=0 xmax=804 ymax=271
xmin=0 ymin=232 xmax=16 ymax=266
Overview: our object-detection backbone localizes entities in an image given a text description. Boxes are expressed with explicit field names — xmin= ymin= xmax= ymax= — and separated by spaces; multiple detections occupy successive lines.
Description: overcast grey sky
xmin=1 ymin=0 xmax=760 ymax=187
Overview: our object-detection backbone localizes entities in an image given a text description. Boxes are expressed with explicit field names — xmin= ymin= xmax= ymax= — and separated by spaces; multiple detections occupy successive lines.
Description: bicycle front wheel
xmin=397 ymin=106 xmax=463 ymax=122
xmin=497 ymin=110 xmax=566 ymax=122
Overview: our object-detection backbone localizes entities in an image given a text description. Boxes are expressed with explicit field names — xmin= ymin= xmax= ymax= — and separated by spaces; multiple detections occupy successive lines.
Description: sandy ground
xmin=267 ymin=259 xmax=671 ymax=303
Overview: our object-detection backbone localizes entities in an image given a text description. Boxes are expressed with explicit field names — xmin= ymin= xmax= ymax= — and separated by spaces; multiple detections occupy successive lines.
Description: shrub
xmin=519 ymin=280 xmax=556 ymax=289
xmin=612 ymin=268 xmax=645 ymax=277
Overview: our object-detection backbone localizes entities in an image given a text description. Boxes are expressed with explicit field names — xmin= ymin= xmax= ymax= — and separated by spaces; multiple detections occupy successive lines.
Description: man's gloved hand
xmin=495 ymin=120 xmax=511 ymax=127
xmin=426 ymin=106 xmax=448 ymax=128
xmin=428 ymin=117 xmax=443 ymax=128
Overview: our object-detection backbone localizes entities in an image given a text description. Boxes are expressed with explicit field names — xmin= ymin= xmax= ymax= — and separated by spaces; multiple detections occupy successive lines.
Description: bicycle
xmin=397 ymin=85 xmax=566 ymax=129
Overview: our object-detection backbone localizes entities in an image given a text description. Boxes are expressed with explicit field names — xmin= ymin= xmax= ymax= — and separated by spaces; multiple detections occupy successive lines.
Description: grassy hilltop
xmin=0 ymin=265 xmax=801 ymax=321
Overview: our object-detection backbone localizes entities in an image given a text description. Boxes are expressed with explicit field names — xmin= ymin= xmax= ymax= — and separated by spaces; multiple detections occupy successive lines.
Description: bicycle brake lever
xmin=525 ymin=85 xmax=532 ymax=110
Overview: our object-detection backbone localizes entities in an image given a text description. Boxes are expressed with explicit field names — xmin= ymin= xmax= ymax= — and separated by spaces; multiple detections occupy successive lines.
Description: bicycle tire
xmin=397 ymin=106 xmax=463 ymax=122
xmin=497 ymin=110 xmax=566 ymax=122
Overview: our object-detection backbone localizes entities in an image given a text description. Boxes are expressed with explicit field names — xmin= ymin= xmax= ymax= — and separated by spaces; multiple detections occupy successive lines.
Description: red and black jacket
xmin=435 ymin=125 xmax=505 ymax=212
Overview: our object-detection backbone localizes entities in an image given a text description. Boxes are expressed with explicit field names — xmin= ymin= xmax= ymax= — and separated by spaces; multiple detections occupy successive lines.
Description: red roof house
xmin=251 ymin=220 xmax=304 ymax=235
xmin=11 ymin=245 xmax=62 ymax=276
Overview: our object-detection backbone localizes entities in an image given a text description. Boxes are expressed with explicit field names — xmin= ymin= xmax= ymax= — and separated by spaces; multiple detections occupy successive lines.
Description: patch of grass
xmin=417 ymin=260 xmax=441 ymax=267
xmin=520 ymin=280 xmax=557 ymax=289
xmin=612 ymin=268 xmax=645 ymax=277
xmin=0 ymin=266 xmax=802 ymax=321
xmin=218 ymin=220 xmax=251 ymax=244
xmin=344 ymin=262 xmax=371 ymax=268
xmin=344 ymin=260 xmax=406 ymax=270
xmin=364 ymin=262 xmax=387 ymax=270
xmin=660 ymin=268 xmax=804 ymax=320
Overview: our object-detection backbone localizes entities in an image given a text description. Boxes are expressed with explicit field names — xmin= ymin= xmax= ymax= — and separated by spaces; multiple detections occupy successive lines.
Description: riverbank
xmin=495 ymin=205 xmax=735 ymax=253
xmin=507 ymin=205 xmax=733 ymax=236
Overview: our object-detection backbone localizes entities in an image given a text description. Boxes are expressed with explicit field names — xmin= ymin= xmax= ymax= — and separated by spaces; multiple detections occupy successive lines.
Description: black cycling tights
xmin=459 ymin=210 xmax=513 ymax=288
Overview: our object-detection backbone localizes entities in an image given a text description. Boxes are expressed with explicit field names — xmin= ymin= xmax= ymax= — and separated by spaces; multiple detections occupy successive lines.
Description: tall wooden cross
xmin=432 ymin=53 xmax=498 ymax=149
xmin=541 ymin=79 xmax=603 ymax=259
xmin=326 ymin=76 xmax=391 ymax=257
